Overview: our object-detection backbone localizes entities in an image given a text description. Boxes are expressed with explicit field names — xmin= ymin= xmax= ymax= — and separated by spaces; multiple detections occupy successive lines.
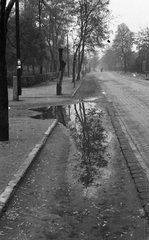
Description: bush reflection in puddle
xmin=69 ymin=102 xmax=107 ymax=187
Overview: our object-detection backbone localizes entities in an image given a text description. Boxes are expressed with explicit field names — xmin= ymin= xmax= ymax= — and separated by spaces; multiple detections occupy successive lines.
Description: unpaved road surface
xmin=0 ymin=75 xmax=149 ymax=239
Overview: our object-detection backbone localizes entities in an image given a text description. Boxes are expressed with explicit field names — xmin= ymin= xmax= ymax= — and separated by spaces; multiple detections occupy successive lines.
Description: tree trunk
xmin=32 ymin=63 xmax=35 ymax=74
xmin=39 ymin=0 xmax=43 ymax=75
xmin=77 ymin=49 xmax=81 ymax=81
xmin=57 ymin=69 xmax=63 ymax=95
xmin=67 ymin=34 xmax=70 ymax=77
xmin=0 ymin=3 xmax=9 ymax=141
xmin=72 ymin=54 xmax=76 ymax=85
xmin=39 ymin=65 xmax=43 ymax=74
xmin=123 ymin=53 xmax=127 ymax=73
xmin=77 ymin=41 xmax=85 ymax=81
xmin=57 ymin=48 xmax=66 ymax=95
xmin=124 ymin=56 xmax=127 ymax=73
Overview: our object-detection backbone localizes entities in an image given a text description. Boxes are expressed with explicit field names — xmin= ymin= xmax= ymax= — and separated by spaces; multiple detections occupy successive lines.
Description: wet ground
xmin=30 ymin=100 xmax=108 ymax=187
xmin=0 ymin=75 xmax=149 ymax=239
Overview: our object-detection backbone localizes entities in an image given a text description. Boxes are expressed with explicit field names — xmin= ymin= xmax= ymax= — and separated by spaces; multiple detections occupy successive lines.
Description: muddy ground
xmin=0 ymin=75 xmax=149 ymax=239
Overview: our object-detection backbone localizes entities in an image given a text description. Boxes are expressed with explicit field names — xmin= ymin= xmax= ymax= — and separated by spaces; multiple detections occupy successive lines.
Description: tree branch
xmin=41 ymin=0 xmax=51 ymax=10
xmin=5 ymin=0 xmax=16 ymax=24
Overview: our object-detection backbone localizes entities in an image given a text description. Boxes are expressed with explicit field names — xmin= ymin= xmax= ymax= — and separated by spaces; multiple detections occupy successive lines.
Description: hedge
xmin=8 ymin=72 xmax=58 ymax=87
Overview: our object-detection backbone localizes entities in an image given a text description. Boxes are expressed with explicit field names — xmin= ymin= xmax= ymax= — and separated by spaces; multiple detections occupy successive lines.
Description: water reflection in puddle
xmin=30 ymin=106 xmax=66 ymax=126
xmin=30 ymin=101 xmax=109 ymax=187
xmin=83 ymin=97 xmax=101 ymax=102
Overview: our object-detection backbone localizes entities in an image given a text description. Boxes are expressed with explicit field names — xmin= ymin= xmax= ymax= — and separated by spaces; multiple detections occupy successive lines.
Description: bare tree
xmin=113 ymin=23 xmax=134 ymax=73
xmin=136 ymin=27 xmax=149 ymax=75
xmin=71 ymin=0 xmax=109 ymax=84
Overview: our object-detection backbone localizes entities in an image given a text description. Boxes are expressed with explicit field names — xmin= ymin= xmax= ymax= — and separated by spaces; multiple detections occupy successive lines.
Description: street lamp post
xmin=15 ymin=0 xmax=22 ymax=97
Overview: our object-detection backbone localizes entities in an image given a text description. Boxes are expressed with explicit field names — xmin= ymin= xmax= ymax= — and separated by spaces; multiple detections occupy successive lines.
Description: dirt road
xmin=0 ymin=75 xmax=149 ymax=240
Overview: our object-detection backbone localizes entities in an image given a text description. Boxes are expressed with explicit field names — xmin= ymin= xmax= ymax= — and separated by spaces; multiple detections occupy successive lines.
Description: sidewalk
xmin=0 ymin=77 xmax=83 ymax=205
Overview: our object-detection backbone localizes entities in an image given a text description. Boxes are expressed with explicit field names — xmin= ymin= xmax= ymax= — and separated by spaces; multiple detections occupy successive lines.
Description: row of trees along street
xmin=0 ymin=0 xmax=110 ymax=141
xmin=100 ymin=23 xmax=149 ymax=74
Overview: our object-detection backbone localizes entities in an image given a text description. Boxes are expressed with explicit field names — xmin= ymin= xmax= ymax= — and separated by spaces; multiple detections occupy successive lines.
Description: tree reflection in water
xmin=71 ymin=102 xmax=107 ymax=187
xmin=30 ymin=103 xmax=107 ymax=187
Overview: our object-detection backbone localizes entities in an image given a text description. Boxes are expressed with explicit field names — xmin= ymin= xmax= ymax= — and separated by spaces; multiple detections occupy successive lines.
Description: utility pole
xmin=16 ymin=0 xmax=22 ymax=97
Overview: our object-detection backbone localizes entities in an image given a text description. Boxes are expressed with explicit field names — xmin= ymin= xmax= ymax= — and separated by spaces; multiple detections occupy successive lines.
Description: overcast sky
xmin=109 ymin=0 xmax=149 ymax=33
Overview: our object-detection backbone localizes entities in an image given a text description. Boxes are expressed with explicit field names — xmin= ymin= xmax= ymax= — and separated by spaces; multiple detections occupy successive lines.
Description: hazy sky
xmin=109 ymin=0 xmax=149 ymax=33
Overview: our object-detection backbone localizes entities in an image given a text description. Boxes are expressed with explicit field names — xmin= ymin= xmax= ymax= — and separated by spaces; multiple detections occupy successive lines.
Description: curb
xmin=0 ymin=119 xmax=58 ymax=217
xmin=71 ymin=77 xmax=85 ymax=97
xmin=0 ymin=77 xmax=84 ymax=217
xmin=107 ymin=102 xmax=149 ymax=217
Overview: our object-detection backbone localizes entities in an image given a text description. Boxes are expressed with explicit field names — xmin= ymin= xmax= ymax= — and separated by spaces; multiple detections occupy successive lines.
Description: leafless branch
xmin=41 ymin=0 xmax=51 ymax=10
xmin=5 ymin=0 xmax=16 ymax=23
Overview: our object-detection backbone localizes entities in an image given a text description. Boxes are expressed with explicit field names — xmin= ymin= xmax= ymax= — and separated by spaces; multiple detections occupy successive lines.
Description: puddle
xmin=30 ymin=101 xmax=109 ymax=187
xmin=30 ymin=106 xmax=67 ymax=126
xmin=83 ymin=97 xmax=101 ymax=102
xmin=70 ymin=102 xmax=108 ymax=187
